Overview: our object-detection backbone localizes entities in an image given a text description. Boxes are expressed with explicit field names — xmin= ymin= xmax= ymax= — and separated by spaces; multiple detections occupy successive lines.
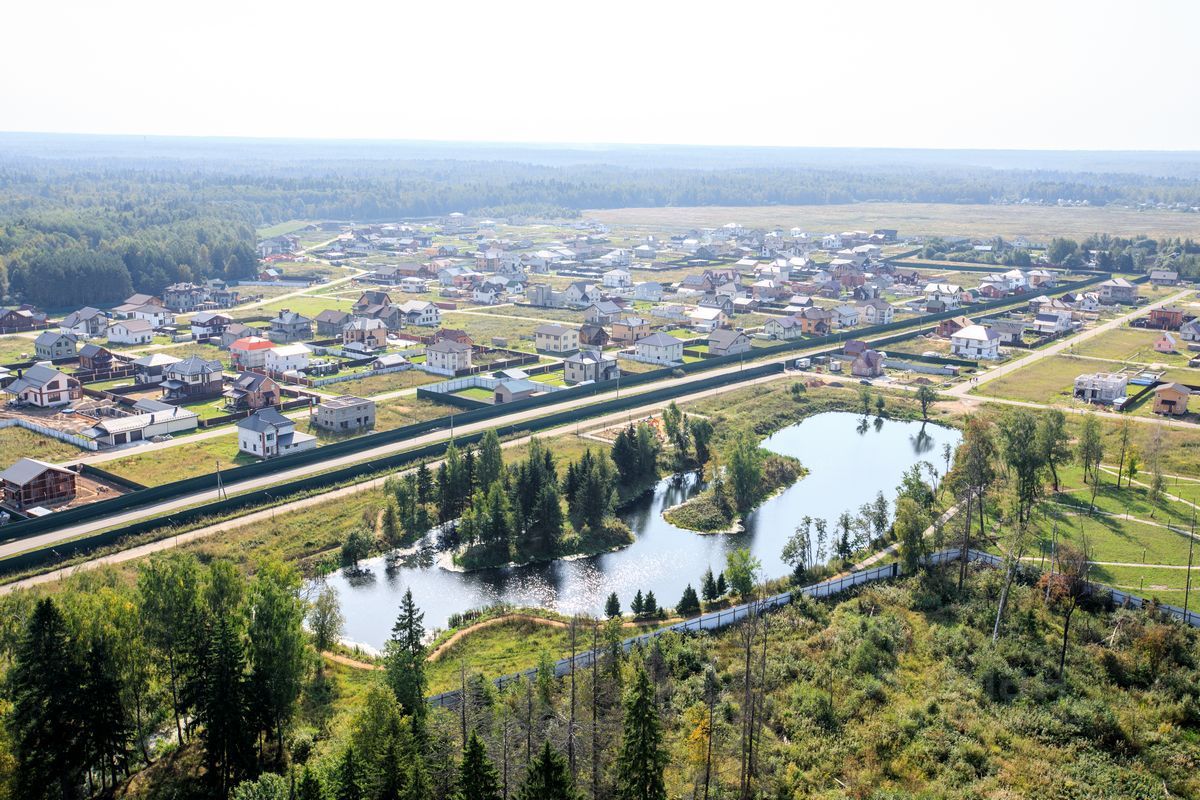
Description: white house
xmin=832 ymin=305 xmax=860 ymax=328
xmin=106 ymin=319 xmax=154 ymax=345
xmin=924 ymin=283 xmax=963 ymax=310
xmin=602 ymin=268 xmax=632 ymax=289
xmin=950 ymin=325 xmax=1001 ymax=360
xmin=130 ymin=304 xmax=175 ymax=328
xmin=237 ymin=407 xmax=316 ymax=459
xmin=424 ymin=339 xmax=472 ymax=375
xmin=633 ymin=282 xmax=663 ymax=302
xmin=634 ymin=333 xmax=684 ymax=365
xmin=1074 ymin=373 xmax=1128 ymax=405
xmin=856 ymin=299 xmax=895 ymax=325
xmin=84 ymin=400 xmax=199 ymax=446
xmin=763 ymin=316 xmax=804 ymax=340
xmin=398 ymin=300 xmax=441 ymax=327
xmin=265 ymin=344 xmax=312 ymax=376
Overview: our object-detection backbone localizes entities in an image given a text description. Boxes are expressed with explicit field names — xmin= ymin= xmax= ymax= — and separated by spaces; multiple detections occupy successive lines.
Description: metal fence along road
xmin=427 ymin=546 xmax=1200 ymax=709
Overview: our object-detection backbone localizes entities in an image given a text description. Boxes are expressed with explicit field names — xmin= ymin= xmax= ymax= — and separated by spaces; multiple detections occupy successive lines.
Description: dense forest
xmin=3 ymin=138 xmax=1200 ymax=308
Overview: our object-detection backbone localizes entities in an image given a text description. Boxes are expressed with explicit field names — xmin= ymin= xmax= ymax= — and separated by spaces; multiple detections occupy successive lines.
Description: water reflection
xmin=324 ymin=412 xmax=961 ymax=647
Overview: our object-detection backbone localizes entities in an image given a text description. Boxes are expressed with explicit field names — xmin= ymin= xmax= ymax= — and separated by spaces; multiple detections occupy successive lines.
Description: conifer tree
xmin=199 ymin=615 xmax=254 ymax=796
xmin=385 ymin=589 xmax=428 ymax=728
xmin=631 ymin=590 xmax=644 ymax=616
xmin=701 ymin=568 xmax=718 ymax=602
xmin=677 ymin=584 xmax=701 ymax=617
xmin=605 ymin=592 xmax=621 ymax=618
xmin=616 ymin=666 xmax=668 ymax=800
xmin=518 ymin=740 xmax=577 ymax=800
xmin=459 ymin=730 xmax=502 ymax=800
xmin=335 ymin=747 xmax=364 ymax=800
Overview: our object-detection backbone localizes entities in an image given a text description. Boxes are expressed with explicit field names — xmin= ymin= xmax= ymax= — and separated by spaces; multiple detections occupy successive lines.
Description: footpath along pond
xmin=324 ymin=411 xmax=961 ymax=648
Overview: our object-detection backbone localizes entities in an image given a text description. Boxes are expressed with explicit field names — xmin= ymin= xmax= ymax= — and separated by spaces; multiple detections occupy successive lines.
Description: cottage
xmin=129 ymin=303 xmax=174 ymax=328
xmin=314 ymin=309 xmax=355 ymax=338
xmin=223 ymin=371 xmax=281 ymax=411
xmin=633 ymin=282 xmax=663 ymax=302
xmin=602 ymin=268 xmax=632 ymax=289
xmin=265 ymin=344 xmax=312 ymax=376
xmin=924 ymin=283 xmax=963 ymax=310
xmin=707 ymin=329 xmax=751 ymax=357
xmin=688 ymin=306 xmax=726 ymax=332
xmin=34 ymin=331 xmax=77 ymax=361
xmin=832 ymin=305 xmax=860 ymax=328
xmin=60 ymin=307 xmax=107 ymax=337
xmin=162 ymin=282 xmax=210 ymax=312
xmin=1148 ymin=306 xmax=1185 ymax=331
xmin=851 ymin=349 xmax=885 ymax=378
xmin=584 ymin=301 xmax=624 ymax=325
xmin=268 ymin=309 xmax=313 ymax=343
xmin=635 ymin=333 xmax=683 ymax=365
xmin=1153 ymin=383 xmax=1192 ymax=416
xmin=107 ymin=319 xmax=154 ymax=345
xmin=424 ymin=339 xmax=472 ymax=376
xmin=1150 ymin=269 xmax=1180 ymax=286
xmin=161 ymin=356 xmax=224 ymax=401
xmin=534 ymin=324 xmax=580 ymax=354
xmin=611 ymin=317 xmax=651 ymax=345
xmin=990 ymin=319 xmax=1028 ymax=345
xmin=0 ymin=459 xmax=76 ymax=510
xmin=936 ymin=316 xmax=975 ymax=338
xmin=950 ymin=325 xmax=1001 ymax=360
xmin=578 ymin=323 xmax=609 ymax=348
xmin=353 ymin=291 xmax=393 ymax=314
xmin=563 ymin=349 xmax=619 ymax=385
xmin=1181 ymin=319 xmax=1200 ymax=342
xmin=1155 ymin=332 xmax=1179 ymax=354
xmin=370 ymin=354 xmax=411 ymax=371
xmin=563 ymin=282 xmax=599 ymax=307
xmin=111 ymin=294 xmax=161 ymax=318
xmin=342 ymin=317 xmax=389 ymax=350
xmin=237 ymin=408 xmax=316 ymax=458
xmin=220 ymin=322 xmax=260 ymax=349
xmin=855 ymin=299 xmax=894 ymax=325
xmin=1033 ymin=312 xmax=1074 ymax=336
xmin=77 ymin=343 xmax=113 ymax=372
xmin=1098 ymin=278 xmax=1138 ymax=304
xmin=397 ymin=300 xmax=440 ymax=327
xmin=435 ymin=328 xmax=473 ymax=346
xmin=3 ymin=365 xmax=81 ymax=407
xmin=1074 ymin=373 xmax=1128 ymax=404
xmin=132 ymin=353 xmax=182 ymax=384
xmin=763 ymin=316 xmax=803 ymax=340
xmin=798 ymin=306 xmax=834 ymax=335
xmin=314 ymin=395 xmax=376 ymax=433
xmin=229 ymin=336 xmax=275 ymax=370
xmin=190 ymin=311 xmax=233 ymax=341
xmin=0 ymin=307 xmax=47 ymax=332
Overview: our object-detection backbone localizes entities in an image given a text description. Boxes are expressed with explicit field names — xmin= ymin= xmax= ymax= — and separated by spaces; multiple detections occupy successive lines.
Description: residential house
xmin=34 ymin=331 xmax=77 ymax=361
xmin=924 ymin=283 xmax=963 ymax=310
xmin=578 ymin=323 xmax=609 ymax=348
xmin=111 ymin=294 xmax=161 ymax=318
xmin=106 ymin=319 xmax=154 ymax=345
xmin=237 ymin=407 xmax=316 ymax=459
xmin=580 ymin=300 xmax=619 ymax=325
xmin=633 ymin=282 xmax=663 ymax=302
xmin=494 ymin=379 xmax=543 ymax=404
xmin=265 ymin=344 xmax=312 ymax=376
xmin=936 ymin=316 xmax=974 ymax=338
xmin=611 ymin=316 xmax=651 ymax=345
xmin=990 ymin=319 xmax=1028 ymax=345
xmin=190 ymin=311 xmax=233 ymax=341
xmin=851 ymin=349 xmax=885 ymax=378
xmin=161 ymin=356 xmax=224 ymax=401
xmin=0 ymin=459 xmax=76 ymax=510
xmin=268 ymin=309 xmax=313 ymax=343
xmin=162 ymin=282 xmax=210 ymax=312
xmin=635 ymin=333 xmax=683 ymax=365
xmin=342 ymin=317 xmax=389 ymax=350
xmin=1153 ymin=383 xmax=1192 ymax=416
xmin=1181 ymin=318 xmax=1200 ymax=342
xmin=132 ymin=353 xmax=181 ymax=384
xmin=314 ymin=309 xmax=354 ymax=338
xmin=3 ymin=365 xmax=81 ymax=407
xmin=424 ymin=339 xmax=472 ymax=376
xmin=397 ymin=300 xmax=440 ymax=327
xmin=950 ymin=325 xmax=1001 ymax=359
xmin=1150 ymin=269 xmax=1180 ymax=286
xmin=1155 ymin=332 xmax=1179 ymax=353
xmin=563 ymin=349 xmax=619 ymax=385
xmin=370 ymin=353 xmax=410 ymax=371
xmin=563 ymin=282 xmax=599 ymax=308
xmin=220 ymin=322 xmax=260 ymax=349
xmin=534 ymin=324 xmax=579 ymax=354
xmin=77 ymin=343 xmax=113 ymax=372
xmin=129 ymin=303 xmax=174 ymax=328
xmin=1033 ymin=312 xmax=1074 ymax=335
xmin=763 ymin=316 xmax=803 ymax=340
xmin=314 ymin=395 xmax=376 ymax=433
xmin=707 ymin=329 xmax=751 ymax=357
xmin=688 ymin=306 xmax=726 ymax=332
xmin=0 ymin=307 xmax=47 ymax=332
xmin=798 ymin=306 xmax=834 ymax=335
xmin=856 ymin=298 xmax=895 ymax=325
xmin=60 ymin=307 xmax=107 ymax=338
xmin=1148 ymin=306 xmax=1185 ymax=331
xmin=602 ymin=268 xmax=632 ymax=289
xmin=1098 ymin=278 xmax=1138 ymax=304
xmin=832 ymin=305 xmax=860 ymax=328
xmin=1074 ymin=373 xmax=1128 ymax=404
xmin=353 ymin=291 xmax=393 ymax=314
xmin=229 ymin=336 xmax=275 ymax=370
xmin=223 ymin=371 xmax=281 ymax=411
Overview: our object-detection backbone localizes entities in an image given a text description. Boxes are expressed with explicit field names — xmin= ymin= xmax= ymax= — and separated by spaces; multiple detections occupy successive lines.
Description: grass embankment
xmin=665 ymin=454 xmax=804 ymax=533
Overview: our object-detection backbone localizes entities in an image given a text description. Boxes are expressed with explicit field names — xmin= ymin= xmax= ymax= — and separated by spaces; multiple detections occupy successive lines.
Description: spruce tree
xmin=247 ymin=560 xmax=307 ymax=762
xmin=616 ymin=666 xmax=667 ymax=800
xmin=297 ymin=768 xmax=323 ymax=800
xmin=716 ymin=572 xmax=728 ymax=597
xmin=81 ymin=635 xmax=131 ymax=788
xmin=459 ymin=730 xmax=501 ymax=800
xmin=385 ymin=589 xmax=428 ymax=728
xmin=336 ymin=747 xmax=364 ymax=800
xmin=643 ymin=591 xmax=658 ymax=616
xmin=701 ymin=568 xmax=718 ymax=602
xmin=199 ymin=616 xmax=254 ymax=796
xmin=631 ymin=590 xmax=644 ymax=616
xmin=10 ymin=598 xmax=86 ymax=800
xmin=477 ymin=429 xmax=504 ymax=490
xmin=518 ymin=740 xmax=577 ymax=800
xmin=605 ymin=592 xmax=621 ymax=618
xmin=677 ymin=584 xmax=701 ymax=617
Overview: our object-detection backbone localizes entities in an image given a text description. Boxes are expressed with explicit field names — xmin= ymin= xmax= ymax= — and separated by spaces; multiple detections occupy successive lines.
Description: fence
xmin=428 ymin=546 xmax=1200 ymax=708
xmin=0 ymin=418 xmax=98 ymax=451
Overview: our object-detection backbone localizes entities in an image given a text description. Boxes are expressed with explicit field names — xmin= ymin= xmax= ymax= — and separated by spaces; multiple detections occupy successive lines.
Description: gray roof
xmin=6 ymin=364 xmax=68 ymax=393
xmin=78 ymin=343 xmax=109 ymax=358
xmin=708 ymin=329 xmax=747 ymax=348
xmin=0 ymin=458 xmax=73 ymax=487
xmin=237 ymin=407 xmax=293 ymax=432
xmin=566 ymin=349 xmax=616 ymax=364
xmin=534 ymin=324 xmax=572 ymax=337
xmin=166 ymin=355 xmax=223 ymax=377
xmin=35 ymin=331 xmax=74 ymax=347
xmin=638 ymin=333 xmax=682 ymax=347
xmin=428 ymin=339 xmax=471 ymax=354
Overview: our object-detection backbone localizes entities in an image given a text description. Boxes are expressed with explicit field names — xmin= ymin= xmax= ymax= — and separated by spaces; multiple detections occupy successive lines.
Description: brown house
xmin=0 ymin=458 xmax=76 ymax=511
xmin=1153 ymin=383 xmax=1192 ymax=416
xmin=579 ymin=323 xmax=609 ymax=348
xmin=1148 ymin=306 xmax=1185 ymax=331
xmin=223 ymin=371 xmax=282 ymax=411
xmin=435 ymin=328 xmax=474 ymax=346
xmin=77 ymin=343 xmax=114 ymax=372
xmin=936 ymin=316 xmax=975 ymax=338
xmin=611 ymin=317 xmax=651 ymax=345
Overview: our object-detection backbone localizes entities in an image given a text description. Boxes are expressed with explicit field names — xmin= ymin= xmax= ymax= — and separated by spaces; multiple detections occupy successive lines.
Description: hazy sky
xmin=3 ymin=0 xmax=1196 ymax=150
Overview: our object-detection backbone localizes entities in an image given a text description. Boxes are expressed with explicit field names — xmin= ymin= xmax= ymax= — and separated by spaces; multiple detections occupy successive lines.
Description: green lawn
xmin=453 ymin=387 xmax=494 ymax=401
xmin=1068 ymin=326 xmax=1195 ymax=368
xmin=318 ymin=369 xmax=441 ymax=398
xmin=256 ymin=220 xmax=311 ymax=238
xmin=0 ymin=335 xmax=36 ymax=364
xmin=971 ymin=355 xmax=1097 ymax=404
xmin=231 ymin=295 xmax=354 ymax=322
xmin=101 ymin=435 xmax=249 ymax=485
xmin=0 ymin=426 xmax=86 ymax=464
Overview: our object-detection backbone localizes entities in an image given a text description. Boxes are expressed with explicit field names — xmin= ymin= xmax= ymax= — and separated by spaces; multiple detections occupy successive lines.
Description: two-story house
xmin=563 ymin=349 xmax=619 ymax=385
xmin=3 ymin=364 xmax=82 ymax=408
xmin=33 ymin=331 xmax=77 ymax=361
xmin=635 ymin=333 xmax=684 ymax=365
xmin=161 ymin=356 xmax=225 ymax=401
xmin=424 ymin=339 xmax=472 ymax=375
xmin=223 ymin=371 xmax=281 ymax=411
xmin=534 ymin=324 xmax=579 ymax=354
xmin=237 ymin=407 xmax=316 ymax=459
xmin=269 ymin=310 xmax=313 ymax=343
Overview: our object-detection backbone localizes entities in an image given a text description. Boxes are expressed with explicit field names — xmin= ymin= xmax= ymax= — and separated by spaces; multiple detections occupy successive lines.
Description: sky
xmin=2 ymin=0 xmax=1197 ymax=151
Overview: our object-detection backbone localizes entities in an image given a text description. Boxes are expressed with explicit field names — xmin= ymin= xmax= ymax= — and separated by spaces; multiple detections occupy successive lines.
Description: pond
xmin=324 ymin=411 xmax=961 ymax=649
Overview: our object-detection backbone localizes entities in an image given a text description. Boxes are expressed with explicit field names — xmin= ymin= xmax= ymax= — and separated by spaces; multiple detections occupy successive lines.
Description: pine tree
xmin=677 ymin=584 xmax=701 ymax=617
xmin=716 ymin=572 xmax=728 ymax=597
xmin=477 ymin=429 xmax=504 ymax=490
xmin=336 ymin=747 xmax=365 ymax=800
xmin=631 ymin=590 xmax=644 ymax=616
xmin=297 ymin=768 xmax=323 ymax=800
xmin=81 ymin=635 xmax=131 ymax=789
xmin=518 ymin=740 xmax=577 ymax=800
xmin=11 ymin=598 xmax=87 ymax=800
xmin=385 ymin=589 xmax=428 ymax=728
xmin=382 ymin=500 xmax=402 ymax=547
xmin=616 ymin=666 xmax=667 ymax=800
xmin=605 ymin=592 xmax=621 ymax=618
xmin=459 ymin=730 xmax=502 ymax=800
xmin=416 ymin=461 xmax=434 ymax=504
xmin=643 ymin=591 xmax=658 ymax=616
xmin=701 ymin=568 xmax=718 ymax=602
xmin=199 ymin=615 xmax=254 ymax=796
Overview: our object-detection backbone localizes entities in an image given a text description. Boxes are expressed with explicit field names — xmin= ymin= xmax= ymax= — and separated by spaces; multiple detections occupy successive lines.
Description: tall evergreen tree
xmin=476 ymin=429 xmax=504 ymax=490
xmin=81 ymin=635 xmax=131 ymax=789
xmin=459 ymin=730 xmax=501 ymax=800
xmin=677 ymin=584 xmax=701 ymax=617
xmin=335 ymin=747 xmax=365 ymax=800
xmin=605 ymin=592 xmax=621 ymax=618
xmin=247 ymin=561 xmax=307 ymax=761
xmin=701 ymin=568 xmax=719 ymax=602
xmin=518 ymin=740 xmax=577 ymax=800
xmin=616 ymin=666 xmax=668 ymax=800
xmin=198 ymin=615 xmax=254 ymax=796
xmin=385 ymin=589 xmax=428 ymax=728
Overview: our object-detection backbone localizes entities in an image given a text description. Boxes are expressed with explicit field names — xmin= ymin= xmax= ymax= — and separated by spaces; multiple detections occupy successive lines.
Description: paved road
xmin=946 ymin=289 xmax=1194 ymax=398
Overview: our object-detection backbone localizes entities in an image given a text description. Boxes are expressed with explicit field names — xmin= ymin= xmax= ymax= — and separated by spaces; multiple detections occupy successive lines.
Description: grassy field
xmin=100 ymin=435 xmax=248 ymax=485
xmin=1069 ymin=326 xmax=1196 ymax=368
xmin=0 ymin=335 xmax=36 ymax=364
xmin=970 ymin=354 xmax=1097 ymax=404
xmin=0 ymin=426 xmax=87 ymax=464
xmin=256 ymin=220 xmax=311 ymax=238
xmin=424 ymin=617 xmax=575 ymax=695
xmin=316 ymin=369 xmax=441 ymax=398
xmin=231 ymin=294 xmax=354 ymax=321
xmin=590 ymin=203 xmax=1200 ymax=240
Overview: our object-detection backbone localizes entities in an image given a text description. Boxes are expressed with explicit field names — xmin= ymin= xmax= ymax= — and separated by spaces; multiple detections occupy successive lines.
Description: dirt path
xmin=426 ymin=614 xmax=569 ymax=662
xmin=323 ymin=651 xmax=382 ymax=671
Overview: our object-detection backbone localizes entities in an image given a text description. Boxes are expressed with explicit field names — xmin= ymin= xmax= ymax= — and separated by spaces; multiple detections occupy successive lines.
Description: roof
xmin=166 ymin=355 xmax=223 ymax=376
xmin=534 ymin=324 xmax=572 ymax=337
xmin=271 ymin=310 xmax=311 ymax=325
xmin=111 ymin=319 xmax=154 ymax=332
xmin=346 ymin=317 xmax=387 ymax=331
xmin=78 ymin=343 xmax=109 ymax=358
xmin=614 ymin=316 xmax=648 ymax=327
xmin=315 ymin=309 xmax=354 ymax=324
xmin=952 ymin=324 xmax=1000 ymax=343
xmin=270 ymin=344 xmax=312 ymax=358
xmin=428 ymin=339 xmax=471 ymax=354
xmin=323 ymin=395 xmax=374 ymax=410
xmin=229 ymin=371 xmax=275 ymax=391
xmin=566 ymin=349 xmax=616 ymax=365
xmin=35 ymin=330 xmax=74 ymax=346
xmin=638 ymin=333 xmax=682 ymax=348
xmin=6 ymin=364 xmax=73 ymax=394
xmin=372 ymin=354 xmax=410 ymax=368
xmin=496 ymin=379 xmax=541 ymax=395
xmin=132 ymin=353 xmax=183 ymax=369
xmin=230 ymin=336 xmax=275 ymax=351
xmin=238 ymin=407 xmax=293 ymax=432
xmin=0 ymin=458 xmax=74 ymax=487
xmin=1155 ymin=382 xmax=1191 ymax=396
xmin=708 ymin=329 xmax=747 ymax=348
xmin=191 ymin=311 xmax=232 ymax=325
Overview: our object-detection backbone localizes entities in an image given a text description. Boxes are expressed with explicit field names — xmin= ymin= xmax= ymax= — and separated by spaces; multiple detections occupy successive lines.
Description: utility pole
xmin=1186 ymin=499 xmax=1196 ymax=618
xmin=214 ymin=460 xmax=226 ymax=500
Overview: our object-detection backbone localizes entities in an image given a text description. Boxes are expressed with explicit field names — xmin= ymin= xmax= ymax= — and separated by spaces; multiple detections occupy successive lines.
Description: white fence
xmin=0 ymin=417 xmax=98 ymax=451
